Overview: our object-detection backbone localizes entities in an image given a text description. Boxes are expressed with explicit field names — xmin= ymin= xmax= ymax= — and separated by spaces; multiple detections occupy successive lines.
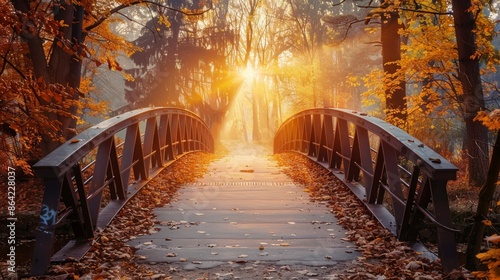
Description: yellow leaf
xmin=477 ymin=252 xmax=492 ymax=261
xmin=475 ymin=110 xmax=500 ymax=131
xmin=483 ymin=220 xmax=493 ymax=226
xmin=485 ymin=234 xmax=500 ymax=243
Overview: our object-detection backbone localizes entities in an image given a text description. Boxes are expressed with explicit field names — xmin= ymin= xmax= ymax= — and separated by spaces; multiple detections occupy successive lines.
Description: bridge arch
xmin=30 ymin=107 xmax=214 ymax=275
xmin=273 ymin=108 xmax=459 ymax=273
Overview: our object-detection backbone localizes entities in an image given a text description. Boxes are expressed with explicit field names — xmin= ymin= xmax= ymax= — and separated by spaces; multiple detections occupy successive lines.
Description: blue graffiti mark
xmin=40 ymin=204 xmax=56 ymax=226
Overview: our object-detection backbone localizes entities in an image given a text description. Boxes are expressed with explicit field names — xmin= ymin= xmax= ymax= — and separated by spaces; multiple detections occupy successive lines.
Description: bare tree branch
xmin=357 ymin=4 xmax=452 ymax=15
xmin=400 ymin=7 xmax=452 ymax=15
xmin=115 ymin=11 xmax=159 ymax=38
xmin=0 ymin=53 xmax=44 ymax=108
xmin=0 ymin=52 xmax=28 ymax=80
xmin=335 ymin=18 xmax=365 ymax=44
xmin=325 ymin=0 xmax=347 ymax=7
xmin=85 ymin=1 xmax=212 ymax=33
xmin=0 ymin=34 xmax=13 ymax=75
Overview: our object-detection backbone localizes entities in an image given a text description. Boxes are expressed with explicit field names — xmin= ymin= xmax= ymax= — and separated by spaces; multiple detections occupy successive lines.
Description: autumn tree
xmin=0 ymin=0 xmax=125 ymax=170
xmin=2 ymin=0 xmax=209 ymax=170
xmin=238 ymin=0 xmax=263 ymax=141
xmin=235 ymin=0 xmax=354 ymax=138
xmin=405 ymin=0 xmax=496 ymax=186
xmin=451 ymin=0 xmax=490 ymax=186
xmin=237 ymin=0 xmax=293 ymax=139
xmin=285 ymin=0 xmax=331 ymax=108
xmin=8 ymin=0 xmax=133 ymax=156
xmin=466 ymin=109 xmax=500 ymax=272
xmin=361 ymin=0 xmax=498 ymax=186
xmin=390 ymin=0 xmax=463 ymax=153
xmin=124 ymin=0 xmax=240 ymax=135
xmin=362 ymin=0 xmax=407 ymax=126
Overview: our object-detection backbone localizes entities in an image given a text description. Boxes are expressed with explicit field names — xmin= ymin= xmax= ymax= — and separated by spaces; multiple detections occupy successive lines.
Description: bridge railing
xmin=274 ymin=108 xmax=459 ymax=273
xmin=31 ymin=107 xmax=214 ymax=276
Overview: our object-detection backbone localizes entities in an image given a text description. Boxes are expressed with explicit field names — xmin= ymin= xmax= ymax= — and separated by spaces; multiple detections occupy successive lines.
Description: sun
xmin=240 ymin=65 xmax=257 ymax=81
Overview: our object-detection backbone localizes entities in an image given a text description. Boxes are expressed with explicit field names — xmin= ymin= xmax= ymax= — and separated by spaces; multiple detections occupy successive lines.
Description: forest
xmin=1 ymin=0 xmax=500 ymax=277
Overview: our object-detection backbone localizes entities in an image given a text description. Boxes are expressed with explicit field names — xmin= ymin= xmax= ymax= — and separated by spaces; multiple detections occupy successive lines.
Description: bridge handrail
xmin=34 ymin=107 xmax=212 ymax=178
xmin=273 ymin=108 xmax=459 ymax=273
xmin=31 ymin=107 xmax=214 ymax=276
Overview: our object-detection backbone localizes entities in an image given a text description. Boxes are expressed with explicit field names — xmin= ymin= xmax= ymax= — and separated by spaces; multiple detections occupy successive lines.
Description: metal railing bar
xmin=83 ymin=175 xmax=94 ymax=186
xmin=335 ymin=151 xmax=350 ymax=160
xmin=120 ymin=159 xmax=140 ymax=175
xmin=414 ymin=204 xmax=460 ymax=232
xmin=378 ymin=180 xmax=458 ymax=232
xmin=81 ymin=160 xmax=97 ymax=173
xmin=398 ymin=166 xmax=423 ymax=187
xmin=399 ymin=164 xmax=412 ymax=176
xmin=379 ymin=181 xmax=406 ymax=207
xmin=86 ymin=177 xmax=115 ymax=201
xmin=398 ymin=175 xmax=423 ymax=189
xmin=143 ymin=150 xmax=157 ymax=161
xmin=354 ymin=161 xmax=374 ymax=178
xmin=400 ymin=178 xmax=410 ymax=188
xmin=54 ymin=208 xmax=75 ymax=227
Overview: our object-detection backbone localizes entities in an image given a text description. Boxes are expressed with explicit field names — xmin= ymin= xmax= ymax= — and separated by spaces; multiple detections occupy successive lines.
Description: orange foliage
xmin=475 ymin=110 xmax=500 ymax=131
xmin=0 ymin=0 xmax=144 ymax=174
xmin=1 ymin=0 xmax=210 ymax=174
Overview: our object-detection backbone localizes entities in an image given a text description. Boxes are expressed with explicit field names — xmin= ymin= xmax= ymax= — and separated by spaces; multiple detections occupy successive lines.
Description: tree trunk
xmin=257 ymin=75 xmax=270 ymax=140
xmin=162 ymin=0 xmax=182 ymax=105
xmin=381 ymin=8 xmax=407 ymax=125
xmin=251 ymin=78 xmax=261 ymax=142
xmin=12 ymin=0 xmax=85 ymax=156
xmin=451 ymin=0 xmax=489 ymax=186
xmin=64 ymin=5 xmax=85 ymax=139
xmin=11 ymin=0 xmax=50 ymax=81
xmin=465 ymin=129 xmax=500 ymax=270
xmin=239 ymin=101 xmax=249 ymax=142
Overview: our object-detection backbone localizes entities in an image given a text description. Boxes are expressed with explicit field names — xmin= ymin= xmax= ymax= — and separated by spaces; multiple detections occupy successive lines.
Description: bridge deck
xmin=127 ymin=145 xmax=359 ymax=270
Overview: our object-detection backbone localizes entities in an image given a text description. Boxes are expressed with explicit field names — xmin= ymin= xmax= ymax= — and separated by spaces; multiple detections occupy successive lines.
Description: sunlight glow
xmin=240 ymin=65 xmax=257 ymax=82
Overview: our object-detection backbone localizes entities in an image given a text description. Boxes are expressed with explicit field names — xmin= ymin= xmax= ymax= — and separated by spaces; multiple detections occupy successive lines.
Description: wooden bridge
xmin=29 ymin=107 xmax=459 ymax=276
